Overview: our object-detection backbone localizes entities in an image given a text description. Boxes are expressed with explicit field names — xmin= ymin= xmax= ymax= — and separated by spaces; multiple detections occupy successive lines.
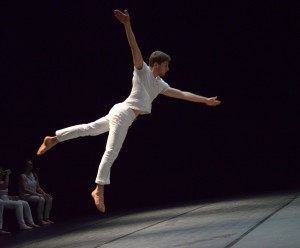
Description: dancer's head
xmin=149 ymin=51 xmax=171 ymax=77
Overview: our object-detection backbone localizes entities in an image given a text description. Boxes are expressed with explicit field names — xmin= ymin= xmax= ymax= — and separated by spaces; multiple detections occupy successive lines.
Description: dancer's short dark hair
xmin=149 ymin=51 xmax=171 ymax=67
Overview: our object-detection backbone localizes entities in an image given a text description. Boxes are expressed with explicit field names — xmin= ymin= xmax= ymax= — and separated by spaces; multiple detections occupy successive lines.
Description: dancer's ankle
xmin=95 ymin=184 xmax=104 ymax=193
xmin=49 ymin=136 xmax=59 ymax=145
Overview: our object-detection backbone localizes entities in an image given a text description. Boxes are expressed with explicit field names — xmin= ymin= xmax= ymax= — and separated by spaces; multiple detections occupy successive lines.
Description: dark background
xmin=0 ymin=1 xmax=298 ymax=221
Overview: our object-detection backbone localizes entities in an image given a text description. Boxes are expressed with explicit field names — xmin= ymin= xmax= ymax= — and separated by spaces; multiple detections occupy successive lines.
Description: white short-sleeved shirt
xmin=123 ymin=62 xmax=170 ymax=115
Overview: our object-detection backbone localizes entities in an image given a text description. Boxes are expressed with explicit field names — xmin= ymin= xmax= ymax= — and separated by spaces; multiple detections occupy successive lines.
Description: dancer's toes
xmin=36 ymin=136 xmax=57 ymax=156
xmin=91 ymin=190 xmax=105 ymax=213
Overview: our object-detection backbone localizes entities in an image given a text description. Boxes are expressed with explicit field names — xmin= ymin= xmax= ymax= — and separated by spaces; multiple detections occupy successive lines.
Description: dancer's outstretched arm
xmin=114 ymin=9 xmax=143 ymax=70
xmin=163 ymin=87 xmax=221 ymax=106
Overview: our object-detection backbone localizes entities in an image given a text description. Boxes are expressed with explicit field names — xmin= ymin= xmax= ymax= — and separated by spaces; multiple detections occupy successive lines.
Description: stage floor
xmin=1 ymin=190 xmax=300 ymax=248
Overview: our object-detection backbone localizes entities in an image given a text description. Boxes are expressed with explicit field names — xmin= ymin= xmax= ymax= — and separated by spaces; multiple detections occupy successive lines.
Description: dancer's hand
xmin=114 ymin=9 xmax=130 ymax=25
xmin=205 ymin=97 xmax=221 ymax=106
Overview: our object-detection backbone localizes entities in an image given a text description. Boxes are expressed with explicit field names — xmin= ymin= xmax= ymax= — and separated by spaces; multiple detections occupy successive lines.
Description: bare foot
xmin=20 ymin=226 xmax=33 ymax=231
xmin=91 ymin=186 xmax=105 ymax=213
xmin=0 ymin=229 xmax=11 ymax=235
xmin=44 ymin=219 xmax=54 ymax=224
xmin=29 ymin=223 xmax=40 ymax=228
xmin=38 ymin=220 xmax=50 ymax=226
xmin=36 ymin=136 xmax=58 ymax=156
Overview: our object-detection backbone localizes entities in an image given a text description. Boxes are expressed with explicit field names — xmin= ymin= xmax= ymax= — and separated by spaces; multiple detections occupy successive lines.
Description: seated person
xmin=19 ymin=160 xmax=54 ymax=226
xmin=0 ymin=168 xmax=39 ymax=231
xmin=0 ymin=200 xmax=11 ymax=235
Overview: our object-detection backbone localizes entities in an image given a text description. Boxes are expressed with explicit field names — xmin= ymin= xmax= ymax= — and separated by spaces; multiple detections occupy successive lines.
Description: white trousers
xmin=0 ymin=200 xmax=3 ymax=229
xmin=56 ymin=103 xmax=136 ymax=185
xmin=0 ymin=196 xmax=35 ymax=228
xmin=20 ymin=195 xmax=53 ymax=220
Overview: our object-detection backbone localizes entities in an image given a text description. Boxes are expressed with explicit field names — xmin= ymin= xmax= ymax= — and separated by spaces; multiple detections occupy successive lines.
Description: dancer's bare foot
xmin=91 ymin=185 xmax=105 ymax=213
xmin=36 ymin=136 xmax=59 ymax=156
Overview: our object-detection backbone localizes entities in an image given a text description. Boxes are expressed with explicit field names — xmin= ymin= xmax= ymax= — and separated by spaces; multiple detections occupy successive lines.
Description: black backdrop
xmin=0 ymin=1 xmax=298 ymax=220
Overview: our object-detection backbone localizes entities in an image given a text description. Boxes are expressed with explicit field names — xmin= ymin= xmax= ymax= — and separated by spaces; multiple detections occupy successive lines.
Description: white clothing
xmin=19 ymin=173 xmax=53 ymax=220
xmin=0 ymin=200 xmax=3 ymax=229
xmin=20 ymin=195 xmax=53 ymax=220
xmin=0 ymin=189 xmax=35 ymax=228
xmin=123 ymin=62 xmax=170 ymax=114
xmin=19 ymin=173 xmax=37 ymax=196
xmin=56 ymin=62 xmax=168 ymax=185
xmin=56 ymin=103 xmax=136 ymax=185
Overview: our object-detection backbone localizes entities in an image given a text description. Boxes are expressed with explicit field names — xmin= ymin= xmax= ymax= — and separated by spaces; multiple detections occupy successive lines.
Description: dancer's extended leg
xmin=91 ymin=184 xmax=105 ymax=213
xmin=36 ymin=136 xmax=59 ymax=156
xmin=36 ymin=116 xmax=110 ymax=156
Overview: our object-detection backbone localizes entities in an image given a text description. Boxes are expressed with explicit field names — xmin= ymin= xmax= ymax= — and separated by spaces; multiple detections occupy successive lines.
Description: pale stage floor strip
xmin=1 ymin=190 xmax=299 ymax=248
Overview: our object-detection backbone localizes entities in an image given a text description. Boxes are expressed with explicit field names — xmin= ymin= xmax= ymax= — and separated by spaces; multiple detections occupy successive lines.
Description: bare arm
xmin=114 ymin=9 xmax=143 ymax=69
xmin=35 ymin=175 xmax=45 ymax=194
xmin=35 ymin=174 xmax=52 ymax=198
xmin=163 ymin=88 xmax=221 ymax=106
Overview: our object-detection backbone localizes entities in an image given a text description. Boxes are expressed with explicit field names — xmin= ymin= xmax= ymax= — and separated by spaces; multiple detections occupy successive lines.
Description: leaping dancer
xmin=36 ymin=9 xmax=221 ymax=213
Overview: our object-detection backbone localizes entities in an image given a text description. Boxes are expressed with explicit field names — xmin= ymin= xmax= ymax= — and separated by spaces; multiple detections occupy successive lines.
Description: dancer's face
xmin=157 ymin=61 xmax=169 ymax=77
xmin=152 ymin=61 xmax=169 ymax=77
